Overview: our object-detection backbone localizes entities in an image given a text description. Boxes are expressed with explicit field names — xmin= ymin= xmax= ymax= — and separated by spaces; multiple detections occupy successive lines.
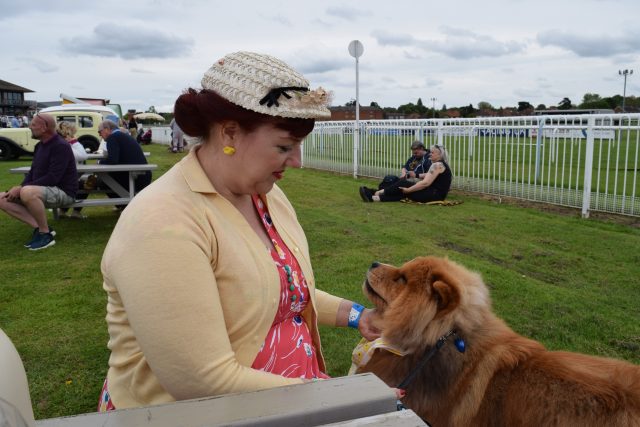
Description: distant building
xmin=384 ymin=112 xmax=406 ymax=120
xmin=0 ymin=79 xmax=35 ymax=116
xmin=441 ymin=109 xmax=461 ymax=118
xmin=534 ymin=109 xmax=614 ymax=115
xmin=326 ymin=106 xmax=385 ymax=121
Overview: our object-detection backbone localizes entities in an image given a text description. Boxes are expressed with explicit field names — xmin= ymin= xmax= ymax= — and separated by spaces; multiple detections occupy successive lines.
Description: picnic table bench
xmin=10 ymin=163 xmax=157 ymax=214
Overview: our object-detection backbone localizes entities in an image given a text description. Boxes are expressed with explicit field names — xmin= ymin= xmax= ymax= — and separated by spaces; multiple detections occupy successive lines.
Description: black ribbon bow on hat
xmin=259 ymin=86 xmax=309 ymax=107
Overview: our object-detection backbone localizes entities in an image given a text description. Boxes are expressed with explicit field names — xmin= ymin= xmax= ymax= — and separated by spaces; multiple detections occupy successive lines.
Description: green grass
xmin=0 ymin=143 xmax=639 ymax=419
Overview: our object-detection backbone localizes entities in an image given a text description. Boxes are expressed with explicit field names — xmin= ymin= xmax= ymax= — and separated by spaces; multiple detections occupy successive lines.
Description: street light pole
xmin=430 ymin=97 xmax=437 ymax=119
xmin=619 ymin=69 xmax=633 ymax=113
xmin=348 ymin=40 xmax=364 ymax=179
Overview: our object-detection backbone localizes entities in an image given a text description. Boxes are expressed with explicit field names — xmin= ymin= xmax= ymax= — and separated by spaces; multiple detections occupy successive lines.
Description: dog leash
xmin=396 ymin=329 xmax=466 ymax=412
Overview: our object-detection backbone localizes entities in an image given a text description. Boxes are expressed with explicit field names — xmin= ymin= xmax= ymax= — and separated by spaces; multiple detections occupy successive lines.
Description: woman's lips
xmin=273 ymin=171 xmax=284 ymax=179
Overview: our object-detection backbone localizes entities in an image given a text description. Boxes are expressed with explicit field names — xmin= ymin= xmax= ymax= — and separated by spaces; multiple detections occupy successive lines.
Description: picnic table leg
xmin=98 ymin=174 xmax=130 ymax=198
xmin=129 ymin=172 xmax=135 ymax=198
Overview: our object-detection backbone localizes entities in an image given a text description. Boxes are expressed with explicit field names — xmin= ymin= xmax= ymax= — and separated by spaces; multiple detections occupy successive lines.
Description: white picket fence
xmin=304 ymin=114 xmax=640 ymax=217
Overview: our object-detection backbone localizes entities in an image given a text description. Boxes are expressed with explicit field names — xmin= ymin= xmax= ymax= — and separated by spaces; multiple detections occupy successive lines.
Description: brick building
xmin=326 ymin=106 xmax=385 ymax=121
xmin=0 ymin=79 xmax=35 ymax=116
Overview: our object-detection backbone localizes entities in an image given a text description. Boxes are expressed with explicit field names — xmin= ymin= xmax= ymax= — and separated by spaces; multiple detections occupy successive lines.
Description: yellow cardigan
xmin=101 ymin=148 xmax=343 ymax=409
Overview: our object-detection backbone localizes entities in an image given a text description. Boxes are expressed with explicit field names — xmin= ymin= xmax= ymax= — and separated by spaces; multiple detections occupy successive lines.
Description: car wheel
xmin=78 ymin=136 xmax=99 ymax=153
xmin=0 ymin=139 xmax=14 ymax=161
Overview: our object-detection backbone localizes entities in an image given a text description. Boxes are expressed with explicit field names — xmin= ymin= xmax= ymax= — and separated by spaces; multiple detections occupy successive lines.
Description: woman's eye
xmin=278 ymin=145 xmax=292 ymax=153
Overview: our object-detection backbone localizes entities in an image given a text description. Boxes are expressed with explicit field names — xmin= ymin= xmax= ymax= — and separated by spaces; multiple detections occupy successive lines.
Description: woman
xmin=359 ymin=144 xmax=452 ymax=203
xmin=98 ymin=51 xmax=380 ymax=411
xmin=56 ymin=121 xmax=88 ymax=219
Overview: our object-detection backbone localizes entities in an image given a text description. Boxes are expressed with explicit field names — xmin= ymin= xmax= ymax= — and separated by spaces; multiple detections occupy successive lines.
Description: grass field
xmin=0 ymin=142 xmax=639 ymax=420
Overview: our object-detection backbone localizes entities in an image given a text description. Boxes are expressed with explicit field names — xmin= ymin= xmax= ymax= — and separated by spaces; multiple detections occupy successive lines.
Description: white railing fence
xmin=304 ymin=114 xmax=640 ymax=218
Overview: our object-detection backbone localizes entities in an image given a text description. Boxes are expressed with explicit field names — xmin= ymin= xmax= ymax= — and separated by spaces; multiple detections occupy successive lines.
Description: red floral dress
xmin=98 ymin=194 xmax=327 ymax=411
xmin=250 ymin=195 xmax=328 ymax=380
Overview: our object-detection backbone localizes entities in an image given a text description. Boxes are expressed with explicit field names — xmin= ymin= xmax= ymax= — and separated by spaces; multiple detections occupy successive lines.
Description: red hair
xmin=174 ymin=89 xmax=315 ymax=139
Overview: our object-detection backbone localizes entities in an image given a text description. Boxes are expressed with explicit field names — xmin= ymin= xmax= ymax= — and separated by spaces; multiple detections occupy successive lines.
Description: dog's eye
xmin=396 ymin=274 xmax=407 ymax=285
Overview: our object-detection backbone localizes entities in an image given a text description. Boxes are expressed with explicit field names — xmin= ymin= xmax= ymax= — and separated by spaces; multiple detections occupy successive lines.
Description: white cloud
xmin=325 ymin=6 xmax=372 ymax=21
xmin=18 ymin=58 xmax=59 ymax=73
xmin=60 ymin=23 xmax=194 ymax=59
xmin=537 ymin=29 xmax=640 ymax=57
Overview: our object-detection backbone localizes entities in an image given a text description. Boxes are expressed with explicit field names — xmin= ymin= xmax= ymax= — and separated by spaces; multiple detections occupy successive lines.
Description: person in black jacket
xmin=98 ymin=120 xmax=152 ymax=200
xmin=359 ymin=144 xmax=452 ymax=203
xmin=376 ymin=140 xmax=431 ymax=190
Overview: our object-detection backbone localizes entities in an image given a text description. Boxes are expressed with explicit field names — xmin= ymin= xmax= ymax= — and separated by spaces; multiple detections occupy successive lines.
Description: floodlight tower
xmin=619 ymin=69 xmax=633 ymax=112
xmin=430 ymin=97 xmax=437 ymax=119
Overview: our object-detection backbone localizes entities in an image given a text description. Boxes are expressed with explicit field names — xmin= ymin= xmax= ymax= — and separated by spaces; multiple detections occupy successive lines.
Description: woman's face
xmin=430 ymin=147 xmax=442 ymax=162
xmin=233 ymin=123 xmax=303 ymax=195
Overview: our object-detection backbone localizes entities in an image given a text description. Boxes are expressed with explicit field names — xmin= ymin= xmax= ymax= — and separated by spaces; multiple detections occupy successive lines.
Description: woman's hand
xmin=358 ymin=308 xmax=382 ymax=341
xmin=399 ymin=186 xmax=411 ymax=194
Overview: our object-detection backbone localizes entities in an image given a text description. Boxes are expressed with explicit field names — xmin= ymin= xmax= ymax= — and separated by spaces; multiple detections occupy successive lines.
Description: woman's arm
xmin=401 ymin=162 xmax=444 ymax=193
xmin=334 ymin=300 xmax=381 ymax=340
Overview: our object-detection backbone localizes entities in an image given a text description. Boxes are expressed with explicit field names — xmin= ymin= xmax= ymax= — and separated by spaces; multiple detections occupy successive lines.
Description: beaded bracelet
xmin=348 ymin=303 xmax=365 ymax=329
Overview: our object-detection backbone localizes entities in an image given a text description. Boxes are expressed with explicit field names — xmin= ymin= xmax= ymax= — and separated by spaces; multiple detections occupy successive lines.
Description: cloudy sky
xmin=1 ymin=0 xmax=639 ymax=113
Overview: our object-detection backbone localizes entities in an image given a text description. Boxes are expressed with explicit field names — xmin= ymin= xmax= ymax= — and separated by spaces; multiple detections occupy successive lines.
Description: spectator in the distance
xmin=360 ymin=144 xmax=452 ymax=203
xmin=169 ymin=118 xmax=185 ymax=153
xmin=374 ymin=140 xmax=431 ymax=191
xmin=128 ymin=115 xmax=138 ymax=140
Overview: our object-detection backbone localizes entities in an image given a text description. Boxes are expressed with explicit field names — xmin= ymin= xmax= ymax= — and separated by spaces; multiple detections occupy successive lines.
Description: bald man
xmin=0 ymin=113 xmax=78 ymax=250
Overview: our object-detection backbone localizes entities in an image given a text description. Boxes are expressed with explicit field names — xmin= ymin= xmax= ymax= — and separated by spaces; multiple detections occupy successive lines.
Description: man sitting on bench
xmin=97 ymin=120 xmax=152 ymax=209
xmin=0 ymin=113 xmax=78 ymax=250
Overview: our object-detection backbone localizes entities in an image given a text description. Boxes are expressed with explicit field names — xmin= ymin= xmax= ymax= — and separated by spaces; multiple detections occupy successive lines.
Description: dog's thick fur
xmin=357 ymin=257 xmax=640 ymax=426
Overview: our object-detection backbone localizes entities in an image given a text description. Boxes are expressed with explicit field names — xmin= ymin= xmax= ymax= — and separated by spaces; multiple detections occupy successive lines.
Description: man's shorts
xmin=42 ymin=186 xmax=75 ymax=208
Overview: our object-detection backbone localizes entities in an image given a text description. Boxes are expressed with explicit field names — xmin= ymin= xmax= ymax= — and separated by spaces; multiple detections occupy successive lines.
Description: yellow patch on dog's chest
xmin=348 ymin=337 xmax=407 ymax=375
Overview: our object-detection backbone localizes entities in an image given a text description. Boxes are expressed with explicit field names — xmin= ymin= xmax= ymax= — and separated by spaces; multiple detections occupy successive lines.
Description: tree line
xmin=344 ymin=93 xmax=639 ymax=118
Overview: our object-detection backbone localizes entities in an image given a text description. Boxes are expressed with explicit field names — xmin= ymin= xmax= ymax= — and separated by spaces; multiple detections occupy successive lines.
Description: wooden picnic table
xmin=10 ymin=163 xmax=157 ymax=211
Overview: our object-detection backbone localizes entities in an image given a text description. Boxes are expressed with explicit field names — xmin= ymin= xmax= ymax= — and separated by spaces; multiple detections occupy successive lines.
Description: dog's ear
xmin=432 ymin=279 xmax=460 ymax=319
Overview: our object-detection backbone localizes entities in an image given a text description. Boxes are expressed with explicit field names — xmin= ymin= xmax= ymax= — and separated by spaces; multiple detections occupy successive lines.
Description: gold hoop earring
xmin=223 ymin=146 xmax=236 ymax=156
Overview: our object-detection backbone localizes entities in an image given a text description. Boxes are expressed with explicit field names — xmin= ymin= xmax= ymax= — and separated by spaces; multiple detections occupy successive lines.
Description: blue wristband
xmin=348 ymin=303 xmax=365 ymax=329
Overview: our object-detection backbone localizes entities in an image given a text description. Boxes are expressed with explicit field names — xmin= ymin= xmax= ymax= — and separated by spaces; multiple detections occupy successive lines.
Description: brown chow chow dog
xmin=355 ymin=257 xmax=640 ymax=426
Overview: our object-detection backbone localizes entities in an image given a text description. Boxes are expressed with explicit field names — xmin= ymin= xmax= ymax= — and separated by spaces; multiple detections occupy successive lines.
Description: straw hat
xmin=201 ymin=51 xmax=331 ymax=119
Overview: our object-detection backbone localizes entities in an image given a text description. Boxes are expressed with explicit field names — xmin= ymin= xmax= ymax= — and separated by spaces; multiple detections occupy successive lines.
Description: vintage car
xmin=0 ymin=105 xmax=119 ymax=160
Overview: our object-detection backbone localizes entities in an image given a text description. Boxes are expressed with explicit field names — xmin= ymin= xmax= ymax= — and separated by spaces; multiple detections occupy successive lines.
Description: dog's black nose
xmin=370 ymin=262 xmax=380 ymax=269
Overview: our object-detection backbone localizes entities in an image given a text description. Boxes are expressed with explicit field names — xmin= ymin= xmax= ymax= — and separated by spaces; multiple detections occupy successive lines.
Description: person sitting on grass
xmin=359 ymin=144 xmax=452 ymax=203
xmin=377 ymin=140 xmax=431 ymax=190
xmin=0 ymin=113 xmax=78 ymax=250
xmin=136 ymin=127 xmax=152 ymax=144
